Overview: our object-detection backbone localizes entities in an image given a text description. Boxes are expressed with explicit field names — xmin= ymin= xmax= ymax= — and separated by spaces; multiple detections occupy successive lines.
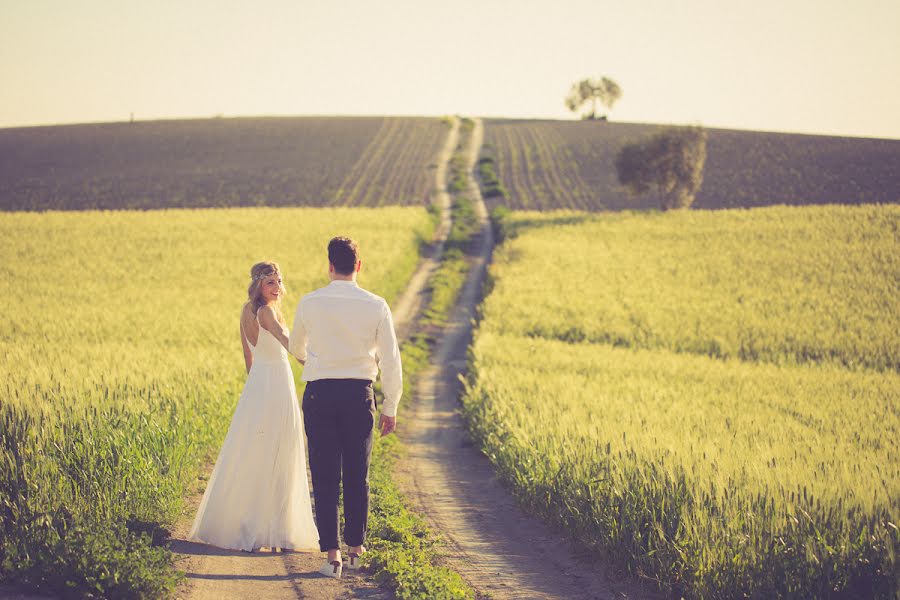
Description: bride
xmin=189 ymin=261 xmax=319 ymax=552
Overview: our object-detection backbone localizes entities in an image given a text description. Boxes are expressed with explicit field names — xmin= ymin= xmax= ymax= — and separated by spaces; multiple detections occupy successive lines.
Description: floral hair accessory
xmin=253 ymin=270 xmax=279 ymax=282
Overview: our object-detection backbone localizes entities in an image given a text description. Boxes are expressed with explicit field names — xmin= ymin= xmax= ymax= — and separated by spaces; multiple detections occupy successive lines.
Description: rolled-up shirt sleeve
xmin=375 ymin=300 xmax=403 ymax=417
xmin=289 ymin=300 xmax=308 ymax=361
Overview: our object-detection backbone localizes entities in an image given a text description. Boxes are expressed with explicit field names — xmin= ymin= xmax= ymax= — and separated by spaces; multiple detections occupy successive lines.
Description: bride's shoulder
xmin=257 ymin=304 xmax=284 ymax=328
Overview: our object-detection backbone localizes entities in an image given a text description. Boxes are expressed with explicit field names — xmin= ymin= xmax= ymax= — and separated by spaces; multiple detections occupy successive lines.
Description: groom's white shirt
xmin=289 ymin=280 xmax=402 ymax=417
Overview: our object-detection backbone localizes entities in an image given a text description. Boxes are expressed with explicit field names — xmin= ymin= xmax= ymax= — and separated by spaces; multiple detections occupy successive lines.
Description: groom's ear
xmin=356 ymin=260 xmax=362 ymax=273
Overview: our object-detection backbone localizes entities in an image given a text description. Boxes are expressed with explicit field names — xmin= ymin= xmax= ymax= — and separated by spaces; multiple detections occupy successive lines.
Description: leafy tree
xmin=616 ymin=126 xmax=708 ymax=210
xmin=565 ymin=77 xmax=622 ymax=120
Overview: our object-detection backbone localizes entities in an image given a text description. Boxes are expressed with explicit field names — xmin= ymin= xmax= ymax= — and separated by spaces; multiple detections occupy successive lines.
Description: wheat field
xmin=0 ymin=206 xmax=433 ymax=595
xmin=464 ymin=204 xmax=900 ymax=598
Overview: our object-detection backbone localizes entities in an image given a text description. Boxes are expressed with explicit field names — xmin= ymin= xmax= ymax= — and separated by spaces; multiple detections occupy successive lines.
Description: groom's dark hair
xmin=328 ymin=236 xmax=360 ymax=275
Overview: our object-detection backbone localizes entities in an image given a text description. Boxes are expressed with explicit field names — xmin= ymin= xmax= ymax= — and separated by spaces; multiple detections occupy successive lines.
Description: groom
xmin=289 ymin=236 xmax=402 ymax=578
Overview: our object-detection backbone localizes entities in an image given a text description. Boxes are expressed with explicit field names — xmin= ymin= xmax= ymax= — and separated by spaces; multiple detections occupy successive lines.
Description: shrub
xmin=616 ymin=126 xmax=708 ymax=210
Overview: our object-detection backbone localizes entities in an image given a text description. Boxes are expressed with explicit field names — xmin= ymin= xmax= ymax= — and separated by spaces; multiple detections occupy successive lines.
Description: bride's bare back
xmin=241 ymin=302 xmax=291 ymax=373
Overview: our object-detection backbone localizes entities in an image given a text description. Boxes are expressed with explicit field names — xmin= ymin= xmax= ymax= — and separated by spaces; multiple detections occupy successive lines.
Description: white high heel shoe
xmin=347 ymin=552 xmax=362 ymax=571
xmin=346 ymin=550 xmax=365 ymax=570
xmin=319 ymin=559 xmax=342 ymax=578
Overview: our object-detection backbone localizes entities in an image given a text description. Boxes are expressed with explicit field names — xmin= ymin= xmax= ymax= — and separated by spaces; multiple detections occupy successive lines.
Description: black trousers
xmin=301 ymin=378 xmax=376 ymax=552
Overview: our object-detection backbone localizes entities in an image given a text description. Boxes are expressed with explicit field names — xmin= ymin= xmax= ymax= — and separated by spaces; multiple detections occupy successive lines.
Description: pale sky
xmin=2 ymin=0 xmax=899 ymax=138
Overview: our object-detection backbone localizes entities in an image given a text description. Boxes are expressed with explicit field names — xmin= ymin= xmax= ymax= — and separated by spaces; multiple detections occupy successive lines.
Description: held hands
xmin=378 ymin=414 xmax=396 ymax=436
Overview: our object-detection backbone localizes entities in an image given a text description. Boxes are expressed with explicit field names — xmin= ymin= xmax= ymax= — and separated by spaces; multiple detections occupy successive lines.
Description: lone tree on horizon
xmin=565 ymin=76 xmax=622 ymax=120
xmin=615 ymin=126 xmax=708 ymax=210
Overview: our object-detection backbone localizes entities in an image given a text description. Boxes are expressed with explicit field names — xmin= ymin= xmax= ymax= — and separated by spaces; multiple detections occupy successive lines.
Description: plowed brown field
xmin=483 ymin=119 xmax=900 ymax=210
xmin=0 ymin=116 xmax=448 ymax=210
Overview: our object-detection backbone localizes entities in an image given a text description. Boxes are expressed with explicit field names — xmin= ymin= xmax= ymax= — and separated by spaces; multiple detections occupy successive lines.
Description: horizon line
xmin=2 ymin=112 xmax=898 ymax=142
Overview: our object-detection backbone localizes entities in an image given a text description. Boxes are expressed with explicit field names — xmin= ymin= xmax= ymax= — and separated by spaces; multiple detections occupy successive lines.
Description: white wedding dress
xmin=188 ymin=316 xmax=319 ymax=551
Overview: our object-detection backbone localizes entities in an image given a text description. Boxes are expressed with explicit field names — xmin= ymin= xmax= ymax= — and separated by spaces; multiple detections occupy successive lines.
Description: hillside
xmin=483 ymin=119 xmax=900 ymax=210
xmin=0 ymin=116 xmax=448 ymax=210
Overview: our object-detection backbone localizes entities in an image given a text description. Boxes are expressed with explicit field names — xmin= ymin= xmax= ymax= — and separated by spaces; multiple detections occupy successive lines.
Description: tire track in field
xmin=494 ymin=124 xmax=534 ymax=209
xmin=167 ymin=118 xmax=459 ymax=600
xmin=334 ymin=118 xmax=446 ymax=206
xmin=510 ymin=123 xmax=555 ymax=209
xmin=529 ymin=122 xmax=595 ymax=210
xmin=488 ymin=121 xmax=596 ymax=211
xmin=522 ymin=123 xmax=569 ymax=209
xmin=378 ymin=119 xmax=418 ymax=205
xmin=360 ymin=118 xmax=403 ymax=205
xmin=508 ymin=124 xmax=540 ymax=208
xmin=335 ymin=117 xmax=394 ymax=206
xmin=406 ymin=121 xmax=438 ymax=202
xmin=398 ymin=118 xmax=661 ymax=599
xmin=396 ymin=119 xmax=450 ymax=206
xmin=521 ymin=125 xmax=557 ymax=208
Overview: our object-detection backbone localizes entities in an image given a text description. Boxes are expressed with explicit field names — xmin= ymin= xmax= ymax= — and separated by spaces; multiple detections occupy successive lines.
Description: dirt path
xmin=397 ymin=119 xmax=662 ymax=600
xmin=168 ymin=118 xmax=460 ymax=600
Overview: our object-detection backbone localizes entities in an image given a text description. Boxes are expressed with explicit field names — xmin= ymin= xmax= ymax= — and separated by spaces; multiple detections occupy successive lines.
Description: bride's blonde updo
xmin=247 ymin=261 xmax=287 ymax=314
